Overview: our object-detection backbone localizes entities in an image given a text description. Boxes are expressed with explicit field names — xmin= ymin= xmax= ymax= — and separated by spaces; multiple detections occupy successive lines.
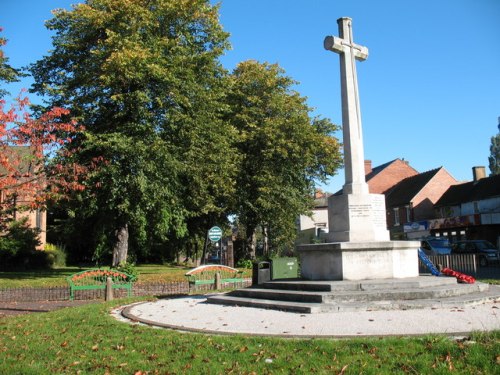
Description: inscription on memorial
xmin=349 ymin=204 xmax=371 ymax=218
xmin=371 ymin=198 xmax=387 ymax=228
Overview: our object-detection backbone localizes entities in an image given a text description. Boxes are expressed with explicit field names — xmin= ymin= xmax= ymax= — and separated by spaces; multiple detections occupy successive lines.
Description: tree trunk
xmin=201 ymin=233 xmax=208 ymax=265
xmin=112 ymin=224 xmax=129 ymax=267
xmin=262 ymin=225 xmax=269 ymax=257
xmin=246 ymin=227 xmax=256 ymax=259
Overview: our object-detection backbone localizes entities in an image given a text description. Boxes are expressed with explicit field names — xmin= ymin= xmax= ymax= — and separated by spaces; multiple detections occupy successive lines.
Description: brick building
xmin=364 ymin=159 xmax=418 ymax=194
xmin=384 ymin=167 xmax=458 ymax=239
xmin=432 ymin=167 xmax=500 ymax=247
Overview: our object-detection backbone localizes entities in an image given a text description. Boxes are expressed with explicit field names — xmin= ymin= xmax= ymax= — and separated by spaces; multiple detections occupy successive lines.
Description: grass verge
xmin=0 ymin=264 xmax=253 ymax=289
xmin=0 ymin=297 xmax=499 ymax=374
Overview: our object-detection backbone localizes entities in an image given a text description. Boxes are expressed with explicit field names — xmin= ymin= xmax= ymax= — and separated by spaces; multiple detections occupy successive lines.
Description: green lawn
xmin=0 ymin=264 xmax=252 ymax=289
xmin=0 ymin=298 xmax=498 ymax=374
xmin=0 ymin=264 xmax=496 ymax=289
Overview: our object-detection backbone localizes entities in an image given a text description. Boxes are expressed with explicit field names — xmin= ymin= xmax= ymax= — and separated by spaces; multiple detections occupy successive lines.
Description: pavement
xmin=115 ymin=294 xmax=500 ymax=338
xmin=0 ymin=300 xmax=97 ymax=318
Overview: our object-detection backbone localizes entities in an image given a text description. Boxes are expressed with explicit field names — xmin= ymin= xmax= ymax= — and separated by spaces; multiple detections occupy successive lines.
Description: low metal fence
xmin=419 ymin=254 xmax=478 ymax=275
xmin=419 ymin=254 xmax=499 ymax=279
xmin=0 ymin=279 xmax=252 ymax=303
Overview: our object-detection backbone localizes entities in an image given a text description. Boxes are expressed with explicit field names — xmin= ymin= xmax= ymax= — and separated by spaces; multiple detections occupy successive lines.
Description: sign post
xmin=202 ymin=226 xmax=223 ymax=265
xmin=208 ymin=226 xmax=222 ymax=242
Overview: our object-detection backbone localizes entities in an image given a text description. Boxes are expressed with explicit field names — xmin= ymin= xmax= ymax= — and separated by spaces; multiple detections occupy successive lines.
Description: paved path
xmin=0 ymin=300 xmax=96 ymax=318
xmin=117 ymin=295 xmax=500 ymax=338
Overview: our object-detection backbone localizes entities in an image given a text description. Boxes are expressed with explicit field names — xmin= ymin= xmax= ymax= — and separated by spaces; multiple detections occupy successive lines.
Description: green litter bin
xmin=270 ymin=257 xmax=299 ymax=280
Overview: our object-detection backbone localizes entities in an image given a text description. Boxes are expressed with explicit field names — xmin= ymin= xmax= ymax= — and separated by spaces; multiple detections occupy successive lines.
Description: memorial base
xmin=328 ymin=193 xmax=390 ymax=242
xmin=296 ymin=241 xmax=419 ymax=281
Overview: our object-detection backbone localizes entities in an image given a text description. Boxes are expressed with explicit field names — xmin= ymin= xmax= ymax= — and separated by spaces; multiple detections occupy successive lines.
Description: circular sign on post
xmin=208 ymin=226 xmax=223 ymax=242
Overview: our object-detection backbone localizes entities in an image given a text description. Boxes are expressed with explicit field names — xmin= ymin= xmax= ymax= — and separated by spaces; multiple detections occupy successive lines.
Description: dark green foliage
xmin=0 ymin=219 xmax=53 ymax=270
xmin=44 ymin=243 xmax=67 ymax=267
xmin=489 ymin=132 xmax=500 ymax=176
xmin=30 ymin=1 xmax=342 ymax=264
xmin=30 ymin=0 xmax=236 ymax=264
xmin=226 ymin=61 xmax=342 ymax=254
xmin=0 ymin=29 xmax=21 ymax=98
xmin=235 ymin=258 xmax=253 ymax=269
xmin=112 ymin=261 xmax=138 ymax=282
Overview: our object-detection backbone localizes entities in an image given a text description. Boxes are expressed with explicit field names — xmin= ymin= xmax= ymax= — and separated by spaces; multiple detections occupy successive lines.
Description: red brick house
xmin=384 ymin=167 xmax=458 ymax=239
xmin=364 ymin=159 xmax=418 ymax=194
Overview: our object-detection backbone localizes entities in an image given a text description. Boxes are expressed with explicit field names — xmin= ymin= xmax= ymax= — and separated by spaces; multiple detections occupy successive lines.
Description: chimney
xmin=364 ymin=160 xmax=372 ymax=175
xmin=472 ymin=166 xmax=486 ymax=182
xmin=315 ymin=189 xmax=324 ymax=199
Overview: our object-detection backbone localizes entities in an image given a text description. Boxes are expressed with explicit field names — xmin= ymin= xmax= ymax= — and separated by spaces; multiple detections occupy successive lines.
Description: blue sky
xmin=2 ymin=0 xmax=500 ymax=194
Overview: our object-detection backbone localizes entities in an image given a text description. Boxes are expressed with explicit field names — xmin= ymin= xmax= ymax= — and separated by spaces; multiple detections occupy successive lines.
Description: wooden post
xmin=215 ymin=272 xmax=221 ymax=290
xmin=105 ymin=277 xmax=113 ymax=301
xmin=226 ymin=240 xmax=234 ymax=268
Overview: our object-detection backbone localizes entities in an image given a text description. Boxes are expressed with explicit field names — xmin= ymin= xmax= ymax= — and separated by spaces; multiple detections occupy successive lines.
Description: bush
xmin=112 ymin=262 xmax=139 ymax=282
xmin=0 ymin=219 xmax=51 ymax=271
xmin=236 ymin=259 xmax=253 ymax=269
xmin=44 ymin=243 xmax=67 ymax=267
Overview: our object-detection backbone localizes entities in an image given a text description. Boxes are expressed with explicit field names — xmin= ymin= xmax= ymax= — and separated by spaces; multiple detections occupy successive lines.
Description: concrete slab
xmin=116 ymin=294 xmax=500 ymax=338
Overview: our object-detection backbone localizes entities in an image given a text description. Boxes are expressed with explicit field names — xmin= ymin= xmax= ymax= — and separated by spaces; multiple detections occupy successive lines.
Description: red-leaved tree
xmin=0 ymin=92 xmax=87 ymax=213
xmin=0 ymin=26 xmax=89 ymax=221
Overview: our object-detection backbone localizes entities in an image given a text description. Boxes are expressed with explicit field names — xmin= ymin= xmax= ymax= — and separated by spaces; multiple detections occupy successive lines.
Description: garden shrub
xmin=236 ymin=259 xmax=253 ymax=269
xmin=112 ymin=262 xmax=139 ymax=282
xmin=44 ymin=243 xmax=67 ymax=267
xmin=0 ymin=219 xmax=55 ymax=271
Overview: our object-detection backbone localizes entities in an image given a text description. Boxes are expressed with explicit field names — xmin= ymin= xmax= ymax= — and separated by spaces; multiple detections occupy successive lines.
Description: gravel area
xmin=116 ymin=295 xmax=500 ymax=337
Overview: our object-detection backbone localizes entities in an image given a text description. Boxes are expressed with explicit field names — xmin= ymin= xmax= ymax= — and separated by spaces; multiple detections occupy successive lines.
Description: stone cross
xmin=324 ymin=17 xmax=369 ymax=196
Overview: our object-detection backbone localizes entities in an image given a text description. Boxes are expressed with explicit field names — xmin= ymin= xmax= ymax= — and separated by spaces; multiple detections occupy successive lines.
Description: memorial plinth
xmin=298 ymin=241 xmax=419 ymax=280
xmin=297 ymin=17 xmax=419 ymax=281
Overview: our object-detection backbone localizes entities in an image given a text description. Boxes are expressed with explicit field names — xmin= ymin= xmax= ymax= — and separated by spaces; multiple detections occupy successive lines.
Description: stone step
xmin=205 ymin=277 xmax=500 ymax=314
xmin=230 ymin=288 xmax=325 ymax=303
xmin=206 ymin=294 xmax=318 ymax=314
xmin=323 ymin=282 xmax=490 ymax=303
xmin=207 ymin=285 xmax=500 ymax=313
xmin=260 ymin=276 xmax=460 ymax=292
xmin=229 ymin=281 xmax=489 ymax=304
xmin=318 ymin=286 xmax=500 ymax=312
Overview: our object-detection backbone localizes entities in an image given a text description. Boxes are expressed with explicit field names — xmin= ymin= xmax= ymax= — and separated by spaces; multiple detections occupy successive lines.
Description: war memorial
xmin=296 ymin=17 xmax=420 ymax=281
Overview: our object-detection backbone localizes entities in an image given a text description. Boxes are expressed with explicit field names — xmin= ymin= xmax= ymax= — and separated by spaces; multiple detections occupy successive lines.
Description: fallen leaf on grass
xmin=339 ymin=364 xmax=349 ymax=374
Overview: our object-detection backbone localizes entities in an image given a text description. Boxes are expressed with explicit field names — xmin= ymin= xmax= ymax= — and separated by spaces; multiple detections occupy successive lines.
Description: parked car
xmin=451 ymin=240 xmax=500 ymax=267
xmin=420 ymin=238 xmax=452 ymax=255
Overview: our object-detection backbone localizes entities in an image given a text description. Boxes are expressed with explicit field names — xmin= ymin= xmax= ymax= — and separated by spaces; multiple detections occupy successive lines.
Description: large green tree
xmin=0 ymin=28 xmax=20 ymax=98
xmin=488 ymin=123 xmax=500 ymax=176
xmin=30 ymin=0 xmax=236 ymax=265
xmin=226 ymin=61 xmax=342 ymax=256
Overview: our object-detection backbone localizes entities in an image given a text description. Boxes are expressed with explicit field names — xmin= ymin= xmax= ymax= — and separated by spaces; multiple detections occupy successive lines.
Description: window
xmin=405 ymin=206 xmax=411 ymax=223
xmin=393 ymin=208 xmax=400 ymax=226
xmin=36 ymin=209 xmax=42 ymax=230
